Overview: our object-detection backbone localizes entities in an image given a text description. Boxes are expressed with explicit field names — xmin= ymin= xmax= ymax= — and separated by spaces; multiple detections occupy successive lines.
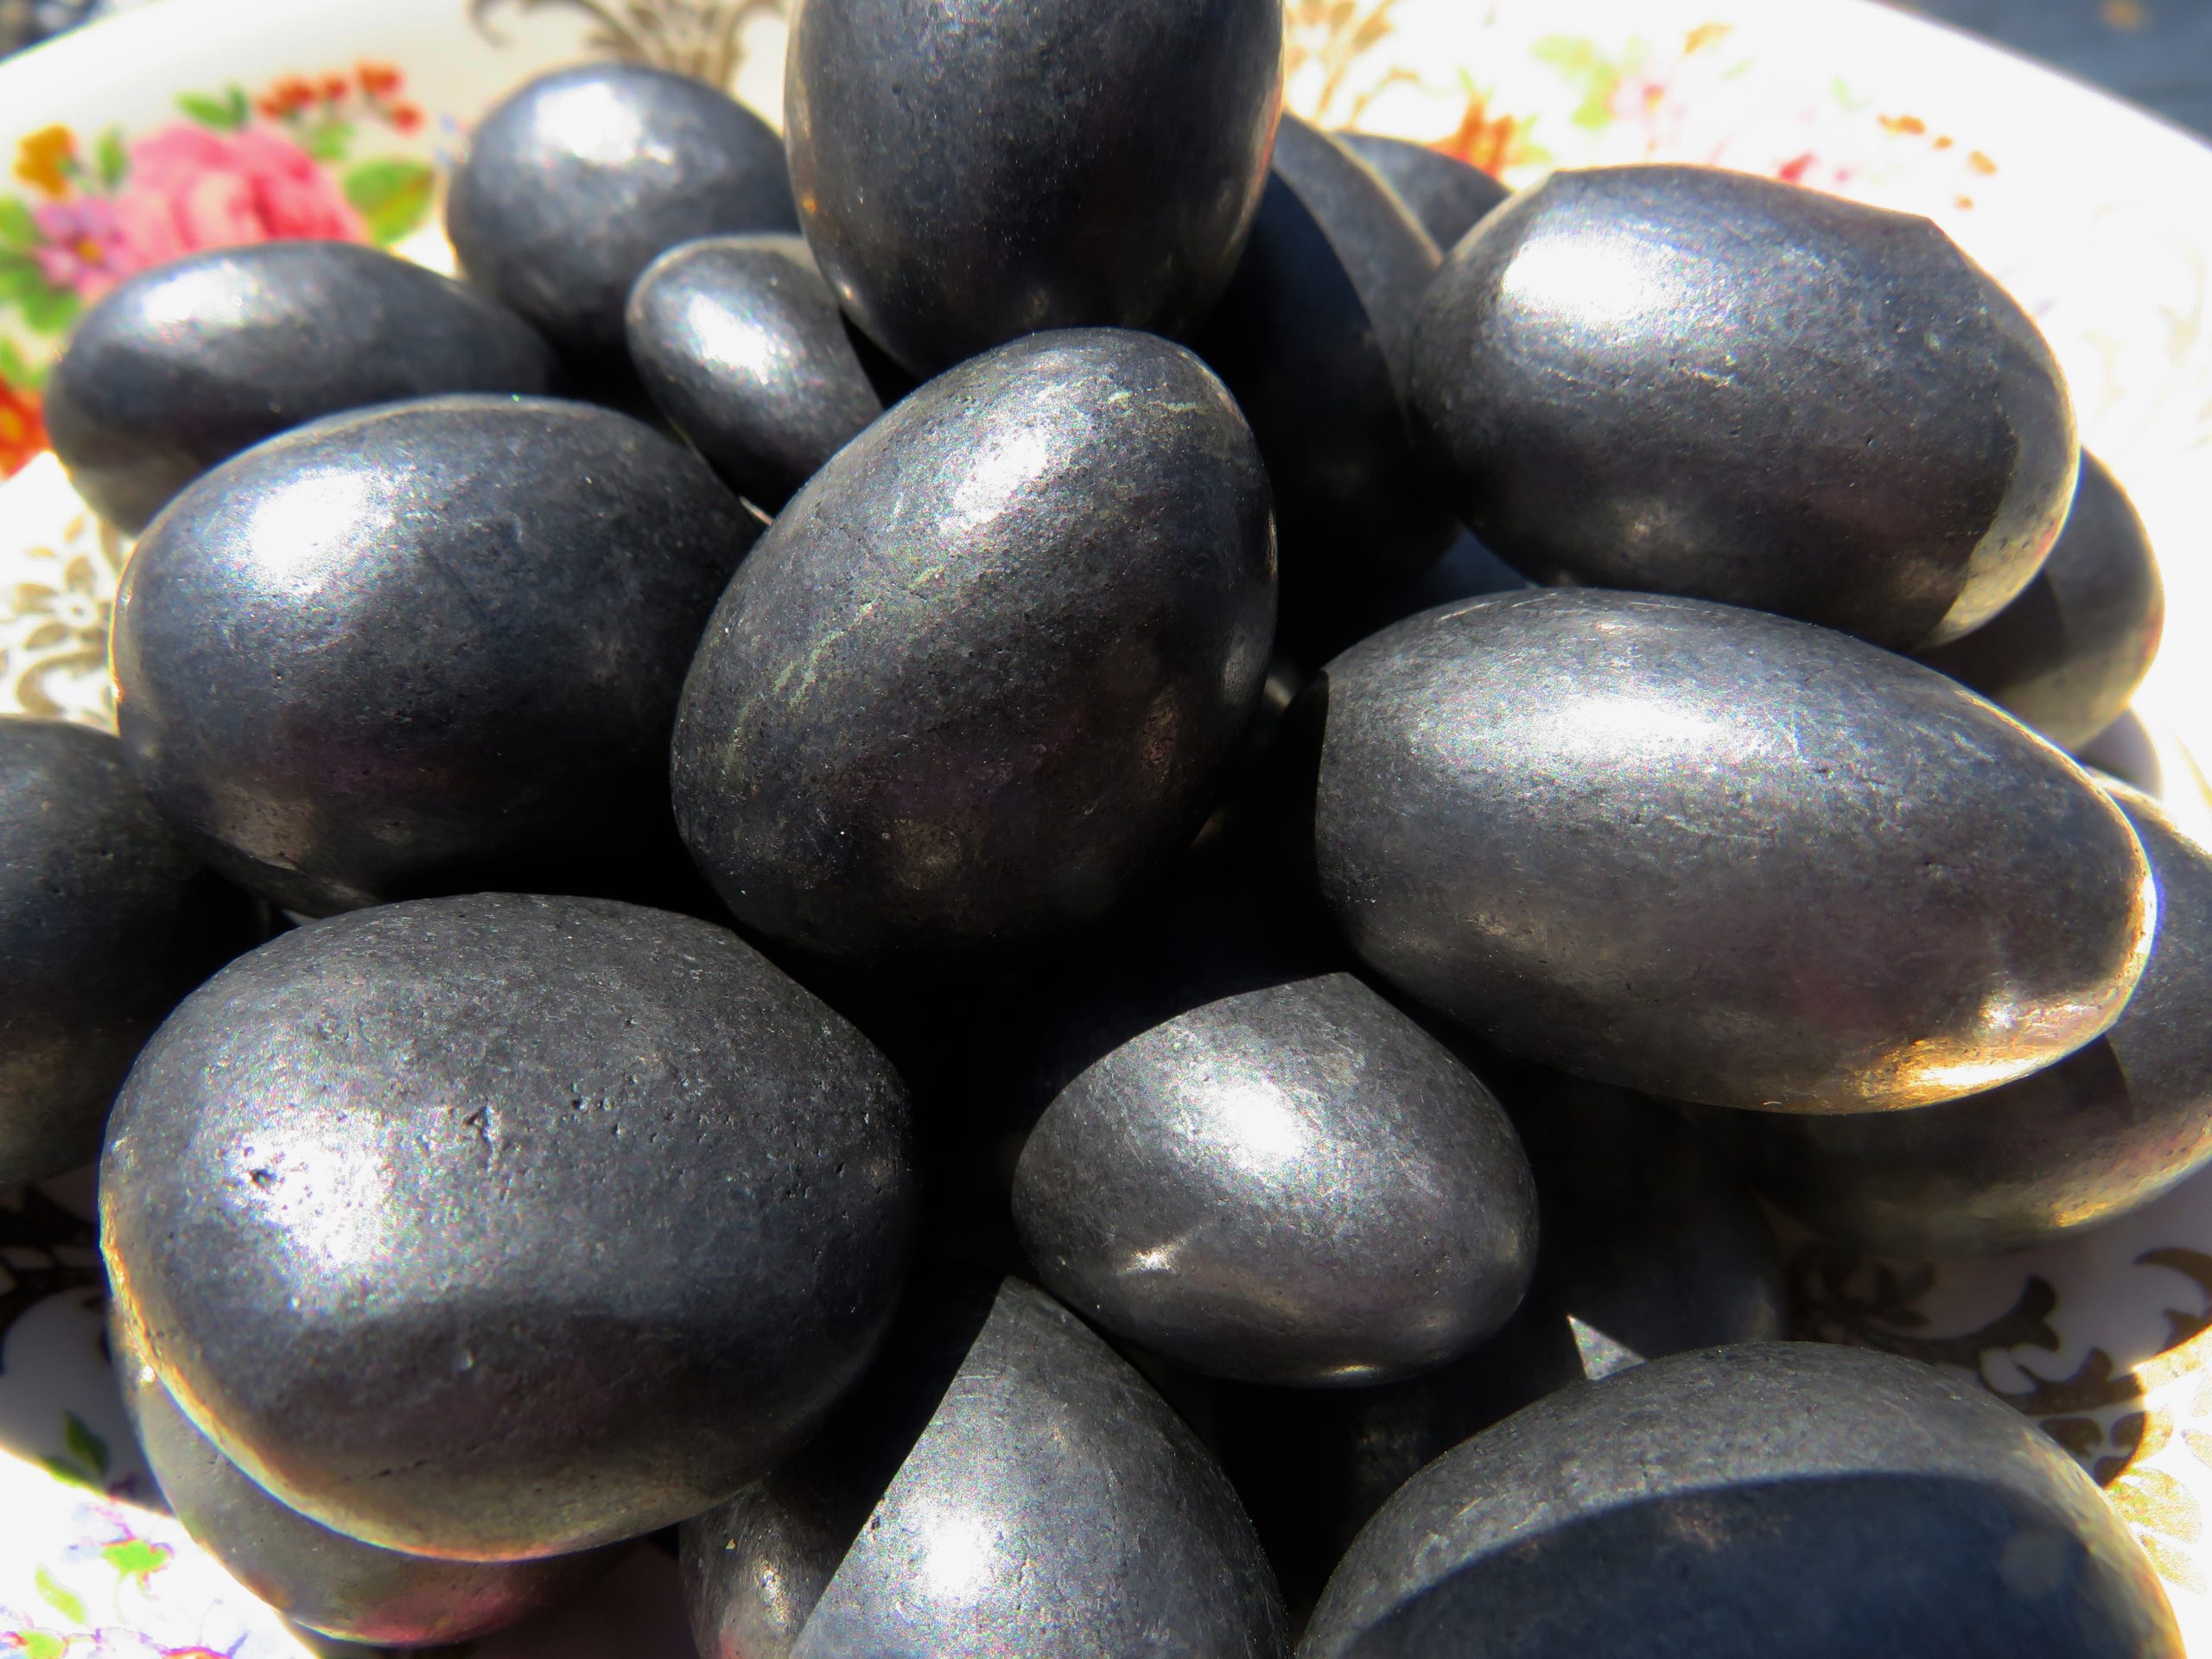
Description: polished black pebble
xmin=111 ymin=394 xmax=754 ymax=916
xmin=1919 ymin=451 xmax=2164 ymax=751
xmin=41 ymin=242 xmax=561 ymax=533
xmin=671 ymin=329 xmax=1275 ymax=971
xmin=111 ymin=1310 xmax=617 ymax=1645
xmin=101 ymin=893 xmax=917 ymax=1561
xmin=626 ymin=234 xmax=903 ymax=512
xmin=1301 ymin=589 xmax=2152 ymax=1111
xmin=1713 ymin=784 xmax=2212 ymax=1257
xmin=448 ymin=63 xmax=797 ymax=380
xmin=0 ymin=718 xmax=259 ymax=1185
xmin=1197 ymin=117 xmax=1453 ymax=645
xmin=1408 ymin=164 xmax=2078 ymax=649
xmin=683 ymin=1275 xmax=1287 ymax=1657
xmin=1300 ymin=1344 xmax=2182 ymax=1658
xmin=1336 ymin=132 xmax=1510 ymax=251
xmin=784 ymin=0 xmax=1282 ymax=375
xmin=1013 ymin=972 xmax=1537 ymax=1386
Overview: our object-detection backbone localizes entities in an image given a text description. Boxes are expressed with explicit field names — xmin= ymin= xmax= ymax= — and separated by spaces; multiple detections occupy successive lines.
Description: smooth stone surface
xmin=626 ymin=234 xmax=901 ymax=512
xmin=1713 ymin=785 xmax=2212 ymax=1256
xmin=101 ymin=893 xmax=917 ymax=1561
xmin=1408 ymin=164 xmax=2077 ymax=649
xmin=1301 ymin=588 xmax=2153 ymax=1112
xmin=448 ymin=63 xmax=797 ymax=378
xmin=784 ymin=0 xmax=1281 ymax=375
xmin=111 ymin=394 xmax=754 ymax=916
xmin=0 ymin=718 xmax=259 ymax=1185
xmin=112 ymin=1310 xmax=615 ymax=1646
xmin=1336 ymin=132 xmax=1510 ymax=251
xmin=1919 ymin=451 xmax=2164 ymax=751
xmin=42 ymin=242 xmax=561 ymax=534
xmin=672 ymin=329 xmax=1275 ymax=971
xmin=1197 ymin=117 xmax=1453 ymax=643
xmin=1300 ymin=1344 xmax=2183 ymax=1658
xmin=1013 ymin=971 xmax=1537 ymax=1386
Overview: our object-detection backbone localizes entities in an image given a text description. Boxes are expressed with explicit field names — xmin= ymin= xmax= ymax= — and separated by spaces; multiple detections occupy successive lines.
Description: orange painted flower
xmin=0 ymin=378 xmax=47 ymax=479
xmin=359 ymin=61 xmax=404 ymax=98
xmin=1435 ymin=94 xmax=1526 ymax=178
xmin=321 ymin=74 xmax=350 ymax=101
xmin=391 ymin=102 xmax=425 ymax=134
xmin=13 ymin=124 xmax=75 ymax=198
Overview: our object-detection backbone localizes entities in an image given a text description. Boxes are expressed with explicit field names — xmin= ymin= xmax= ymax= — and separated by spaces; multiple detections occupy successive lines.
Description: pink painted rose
xmin=30 ymin=197 xmax=133 ymax=301
xmin=110 ymin=121 xmax=366 ymax=271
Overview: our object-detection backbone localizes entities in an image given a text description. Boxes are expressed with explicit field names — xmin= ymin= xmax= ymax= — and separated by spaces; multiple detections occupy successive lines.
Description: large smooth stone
xmin=111 ymin=394 xmax=753 ymax=916
xmin=683 ymin=1275 xmax=1287 ymax=1658
xmin=0 ymin=718 xmax=259 ymax=1185
xmin=1013 ymin=971 xmax=1536 ymax=1386
xmin=1408 ymin=165 xmax=2077 ymax=649
xmin=1919 ymin=451 xmax=2164 ymax=751
xmin=626 ymin=234 xmax=902 ymax=512
xmin=1197 ymin=117 xmax=1454 ymax=645
xmin=448 ymin=63 xmax=797 ymax=378
xmin=1336 ymin=132 xmax=1510 ymax=251
xmin=1713 ymin=784 xmax=2212 ymax=1256
xmin=101 ymin=893 xmax=917 ymax=1562
xmin=671 ymin=329 xmax=1275 ymax=971
xmin=1301 ymin=588 xmax=2153 ymax=1112
xmin=112 ymin=1310 xmax=615 ymax=1646
xmin=1301 ymin=1344 xmax=2182 ymax=1658
xmin=784 ymin=0 xmax=1282 ymax=375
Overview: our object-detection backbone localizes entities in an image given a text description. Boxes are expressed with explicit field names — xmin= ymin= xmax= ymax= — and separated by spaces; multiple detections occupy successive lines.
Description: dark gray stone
xmin=784 ymin=0 xmax=1281 ymax=374
xmin=1408 ymin=164 xmax=2077 ymax=649
xmin=1337 ymin=132 xmax=1510 ymax=251
xmin=0 ymin=718 xmax=259 ymax=1185
xmin=1919 ymin=451 xmax=2164 ymax=751
xmin=448 ymin=63 xmax=797 ymax=379
xmin=111 ymin=394 xmax=754 ymax=916
xmin=1301 ymin=588 xmax=2152 ymax=1112
xmin=671 ymin=329 xmax=1275 ymax=972
xmin=1300 ymin=1344 xmax=2182 ymax=1658
xmin=100 ymin=893 xmax=917 ymax=1561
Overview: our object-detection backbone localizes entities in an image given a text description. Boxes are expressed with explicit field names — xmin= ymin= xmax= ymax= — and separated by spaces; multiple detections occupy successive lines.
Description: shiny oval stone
xmin=0 ymin=719 xmax=260 ymax=1185
xmin=784 ymin=0 xmax=1282 ymax=374
xmin=671 ymin=329 xmax=1275 ymax=971
xmin=1302 ymin=1344 xmax=2182 ymax=1659
xmin=101 ymin=893 xmax=917 ymax=1562
xmin=1013 ymin=971 xmax=1537 ymax=1386
xmin=1304 ymin=588 xmax=2153 ymax=1111
xmin=448 ymin=63 xmax=797 ymax=378
xmin=626 ymin=234 xmax=901 ymax=512
xmin=1918 ymin=451 xmax=2164 ymax=752
xmin=1408 ymin=165 xmax=2077 ymax=649
xmin=1336 ymin=132 xmax=1510 ymax=251
xmin=111 ymin=394 xmax=754 ymax=916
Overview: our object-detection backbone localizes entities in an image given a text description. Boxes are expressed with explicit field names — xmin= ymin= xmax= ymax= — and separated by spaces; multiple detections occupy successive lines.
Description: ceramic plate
xmin=7 ymin=0 xmax=2212 ymax=1652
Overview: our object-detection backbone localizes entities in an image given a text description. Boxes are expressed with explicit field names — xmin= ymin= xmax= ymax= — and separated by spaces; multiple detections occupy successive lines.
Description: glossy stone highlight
xmin=1302 ymin=589 xmax=2153 ymax=1112
xmin=43 ymin=242 xmax=561 ymax=533
xmin=101 ymin=894 xmax=917 ymax=1562
xmin=1336 ymin=132 xmax=1510 ymax=251
xmin=784 ymin=0 xmax=1282 ymax=374
xmin=1408 ymin=164 xmax=2077 ymax=649
xmin=1302 ymin=1344 xmax=2182 ymax=1659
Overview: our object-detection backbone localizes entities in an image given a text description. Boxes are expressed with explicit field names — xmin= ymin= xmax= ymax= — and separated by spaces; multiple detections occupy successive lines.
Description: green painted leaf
xmin=0 ymin=197 xmax=39 ymax=249
xmin=96 ymin=126 xmax=127 ymax=189
xmin=177 ymin=89 xmax=245 ymax=131
xmin=21 ymin=1630 xmax=67 ymax=1659
xmin=0 ymin=254 xmax=48 ymax=306
xmin=344 ymin=158 xmax=436 ymax=245
xmin=101 ymin=1536 xmax=172 ymax=1581
xmin=18 ymin=283 xmax=79 ymax=335
xmin=304 ymin=120 xmax=355 ymax=163
xmin=34 ymin=1567 xmax=85 ymax=1624
xmin=0 ymin=337 xmax=41 ymax=390
xmin=63 ymin=1411 xmax=108 ymax=1476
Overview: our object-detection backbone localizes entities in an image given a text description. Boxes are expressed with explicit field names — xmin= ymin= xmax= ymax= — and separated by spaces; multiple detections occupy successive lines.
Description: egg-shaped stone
xmin=112 ymin=1308 xmax=616 ymax=1646
xmin=1408 ymin=164 xmax=2077 ymax=649
xmin=1336 ymin=132 xmax=1510 ymax=251
xmin=41 ymin=242 xmax=561 ymax=533
xmin=784 ymin=0 xmax=1282 ymax=375
xmin=1303 ymin=588 xmax=2152 ymax=1112
xmin=0 ymin=719 xmax=260 ymax=1185
xmin=1301 ymin=1344 xmax=2182 ymax=1658
xmin=683 ymin=1275 xmax=1287 ymax=1657
xmin=448 ymin=63 xmax=797 ymax=380
xmin=1713 ymin=784 xmax=2212 ymax=1257
xmin=626 ymin=234 xmax=902 ymax=512
xmin=1013 ymin=971 xmax=1536 ymax=1386
xmin=111 ymin=394 xmax=753 ymax=916
xmin=671 ymin=328 xmax=1275 ymax=971
xmin=1918 ymin=451 xmax=2164 ymax=752
xmin=101 ymin=893 xmax=917 ymax=1562
xmin=1196 ymin=118 xmax=1453 ymax=646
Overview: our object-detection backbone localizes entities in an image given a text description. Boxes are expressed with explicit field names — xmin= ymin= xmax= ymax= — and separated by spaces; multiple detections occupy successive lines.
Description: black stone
xmin=1337 ymin=132 xmax=1510 ymax=251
